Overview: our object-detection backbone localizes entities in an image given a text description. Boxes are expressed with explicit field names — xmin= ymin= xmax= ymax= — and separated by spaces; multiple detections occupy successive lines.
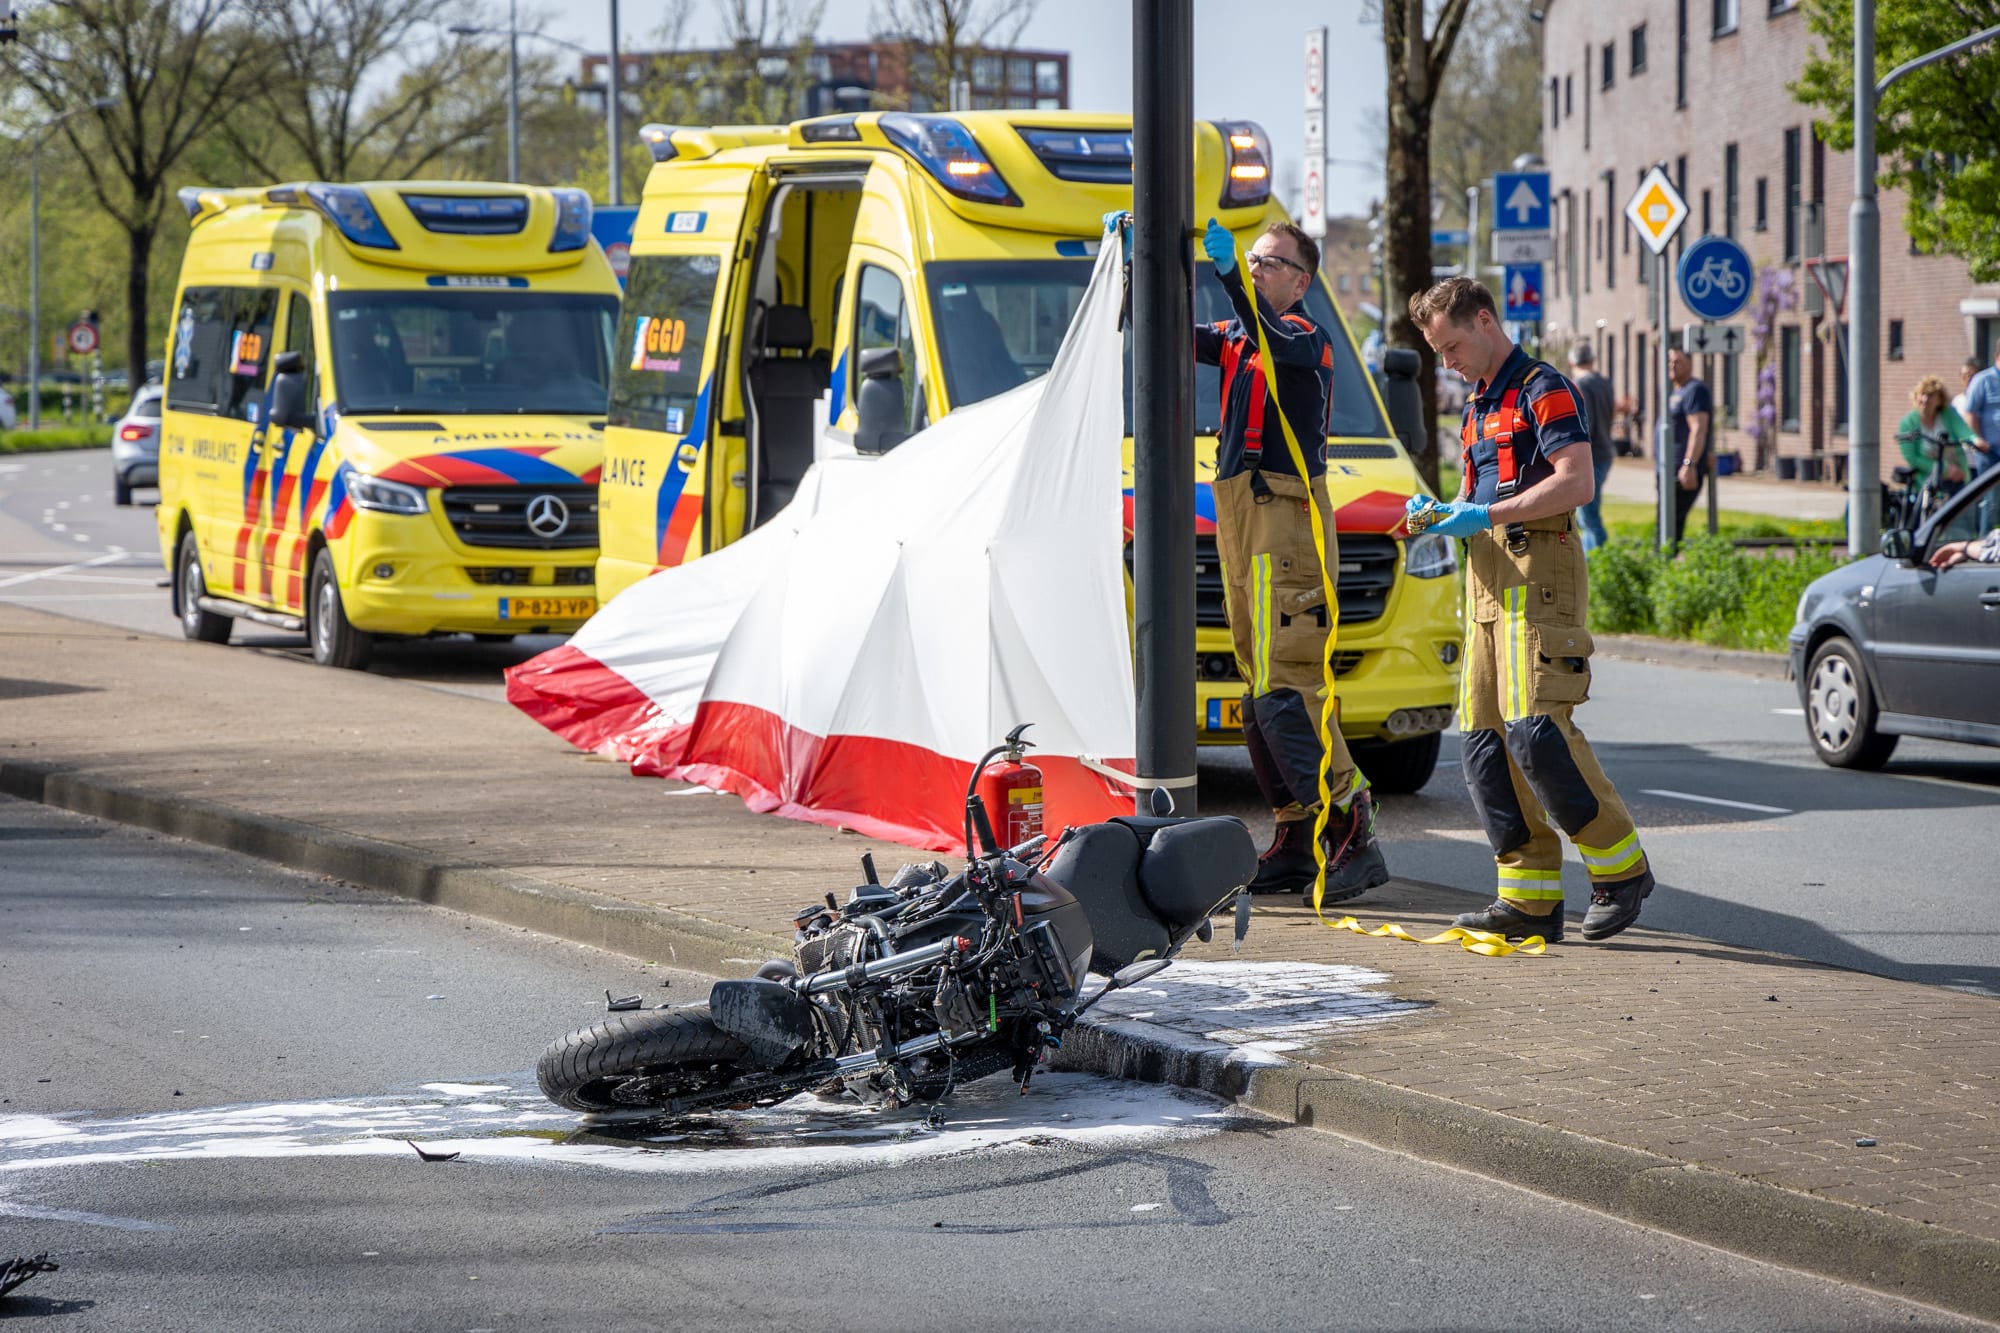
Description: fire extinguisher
xmin=971 ymin=723 xmax=1043 ymax=853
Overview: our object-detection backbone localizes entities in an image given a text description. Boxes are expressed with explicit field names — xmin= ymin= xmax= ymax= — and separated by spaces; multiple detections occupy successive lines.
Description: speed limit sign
xmin=66 ymin=321 xmax=99 ymax=355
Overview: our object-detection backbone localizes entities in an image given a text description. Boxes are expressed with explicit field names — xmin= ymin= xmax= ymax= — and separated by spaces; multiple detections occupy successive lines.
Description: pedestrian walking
xmin=1407 ymin=276 xmax=1654 ymax=943
xmin=1960 ymin=345 xmax=2000 ymax=476
xmin=1666 ymin=350 xmax=1712 ymax=545
xmin=1103 ymin=209 xmax=1388 ymax=901
xmin=1568 ymin=342 xmax=1617 ymax=551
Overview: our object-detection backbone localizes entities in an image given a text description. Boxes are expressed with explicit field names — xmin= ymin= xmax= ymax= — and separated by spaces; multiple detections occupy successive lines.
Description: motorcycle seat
xmin=1043 ymin=820 xmax=1166 ymax=974
xmin=1129 ymin=817 xmax=1257 ymax=927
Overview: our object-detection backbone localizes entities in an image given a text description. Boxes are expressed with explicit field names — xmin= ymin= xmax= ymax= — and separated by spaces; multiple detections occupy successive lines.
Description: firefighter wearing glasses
xmin=1408 ymin=277 xmax=1653 ymax=943
xmin=1103 ymin=208 xmax=1388 ymax=900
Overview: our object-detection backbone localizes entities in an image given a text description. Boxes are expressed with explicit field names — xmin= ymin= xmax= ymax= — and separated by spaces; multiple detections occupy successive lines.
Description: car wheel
xmin=176 ymin=531 xmax=231 ymax=644
xmin=1805 ymin=637 xmax=1897 ymax=770
xmin=113 ymin=474 xmax=133 ymax=506
xmin=308 ymin=548 xmax=374 ymax=671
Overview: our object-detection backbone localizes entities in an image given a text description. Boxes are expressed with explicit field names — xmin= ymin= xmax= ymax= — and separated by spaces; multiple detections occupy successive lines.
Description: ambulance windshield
xmin=327 ymin=290 xmax=618 ymax=415
xmin=923 ymin=259 xmax=1389 ymax=440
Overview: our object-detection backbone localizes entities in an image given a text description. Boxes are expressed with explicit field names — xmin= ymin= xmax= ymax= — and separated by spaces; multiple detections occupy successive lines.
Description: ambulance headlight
xmin=346 ymin=473 xmax=429 ymax=515
xmin=1405 ymin=532 xmax=1457 ymax=579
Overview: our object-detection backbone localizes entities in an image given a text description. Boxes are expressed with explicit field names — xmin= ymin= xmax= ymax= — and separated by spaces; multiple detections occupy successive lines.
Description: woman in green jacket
xmin=1896 ymin=374 xmax=1972 ymax=492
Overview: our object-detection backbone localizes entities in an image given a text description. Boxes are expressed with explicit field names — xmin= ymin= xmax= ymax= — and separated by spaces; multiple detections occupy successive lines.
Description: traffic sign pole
xmin=1658 ymin=250 xmax=1674 ymax=553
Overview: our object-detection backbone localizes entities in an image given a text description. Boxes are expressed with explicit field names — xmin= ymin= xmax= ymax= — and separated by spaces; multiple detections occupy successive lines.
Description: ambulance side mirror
xmin=267 ymin=350 xmax=315 ymax=433
xmin=855 ymin=347 xmax=907 ymax=455
xmin=1382 ymin=347 xmax=1428 ymax=463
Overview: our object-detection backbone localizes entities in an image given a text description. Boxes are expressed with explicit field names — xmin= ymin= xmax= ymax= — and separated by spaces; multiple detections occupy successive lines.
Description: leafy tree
xmin=3 ymin=0 xmax=268 ymax=386
xmin=870 ymin=0 xmax=1040 ymax=111
xmin=1377 ymin=0 xmax=1475 ymax=492
xmin=1794 ymin=0 xmax=2000 ymax=280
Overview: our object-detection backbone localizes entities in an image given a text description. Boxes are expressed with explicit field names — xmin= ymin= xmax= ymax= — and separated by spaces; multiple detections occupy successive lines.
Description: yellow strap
xmin=1326 ymin=914 xmax=1550 ymax=958
xmin=1236 ymin=241 xmax=1344 ymax=922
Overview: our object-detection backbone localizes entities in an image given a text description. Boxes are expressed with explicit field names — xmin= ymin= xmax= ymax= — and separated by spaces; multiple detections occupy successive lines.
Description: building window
xmin=1780 ymin=325 xmax=1800 ymax=430
xmin=1701 ymin=188 xmax=1712 ymax=236
xmin=1834 ymin=324 xmax=1850 ymax=431
xmin=1631 ymin=23 xmax=1648 ymax=73
xmin=1769 ymin=0 xmax=1796 ymax=12
xmin=1721 ymin=350 xmax=1738 ymax=426
xmin=1725 ymin=143 xmax=1740 ymax=237
xmin=1035 ymin=59 xmax=1062 ymax=95
xmin=1604 ymin=170 xmax=1618 ymax=287
xmin=1549 ymin=76 xmax=1560 ymax=128
xmin=1007 ymin=57 xmax=1034 ymax=95
xmin=1677 ymin=0 xmax=1689 ymax=108
xmin=1337 ymin=272 xmax=1351 ymax=293
xmin=1755 ymin=176 xmax=1769 ymax=230
xmin=1636 ymin=330 xmax=1648 ymax=422
xmin=1602 ymin=42 xmax=1615 ymax=90
xmin=1565 ymin=73 xmax=1573 ymax=118
xmin=1783 ymin=127 xmax=1802 ymax=261
xmin=1885 ymin=319 xmax=1903 ymax=361
xmin=972 ymin=54 xmax=1003 ymax=89
xmin=1714 ymin=0 xmax=1739 ymax=35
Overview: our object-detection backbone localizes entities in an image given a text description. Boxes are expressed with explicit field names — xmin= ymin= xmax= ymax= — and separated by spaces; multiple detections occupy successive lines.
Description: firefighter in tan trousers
xmin=1407 ymin=277 xmax=1654 ymax=942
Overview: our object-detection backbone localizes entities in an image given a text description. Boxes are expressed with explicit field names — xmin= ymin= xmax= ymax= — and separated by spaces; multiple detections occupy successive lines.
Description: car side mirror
xmin=854 ymin=348 xmax=907 ymax=455
xmin=1880 ymin=528 xmax=1913 ymax=562
xmin=266 ymin=351 xmax=314 ymax=432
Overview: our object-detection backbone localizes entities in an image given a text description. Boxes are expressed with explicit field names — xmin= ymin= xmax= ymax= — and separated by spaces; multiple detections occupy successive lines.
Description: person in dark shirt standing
xmin=1667 ymin=350 xmax=1713 ymax=545
xmin=1568 ymin=342 xmax=1617 ymax=551
xmin=1102 ymin=209 xmax=1388 ymax=901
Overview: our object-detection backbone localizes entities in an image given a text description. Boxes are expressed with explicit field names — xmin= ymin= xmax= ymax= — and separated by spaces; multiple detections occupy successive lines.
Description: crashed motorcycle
xmin=536 ymin=737 xmax=1257 ymax=1116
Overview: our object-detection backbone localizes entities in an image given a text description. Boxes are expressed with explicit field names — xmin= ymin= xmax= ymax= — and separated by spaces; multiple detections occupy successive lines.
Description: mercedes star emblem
xmin=525 ymin=493 xmax=570 ymax=539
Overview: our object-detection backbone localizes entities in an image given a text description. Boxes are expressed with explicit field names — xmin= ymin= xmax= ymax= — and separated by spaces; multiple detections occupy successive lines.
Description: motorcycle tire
xmin=536 ymin=1005 xmax=754 ymax=1113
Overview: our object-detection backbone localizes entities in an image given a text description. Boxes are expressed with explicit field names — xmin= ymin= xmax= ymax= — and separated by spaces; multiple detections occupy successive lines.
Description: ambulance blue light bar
xmin=305 ymin=183 xmax=399 ymax=250
xmin=548 ymin=189 xmax=593 ymax=252
xmin=878 ymin=114 xmax=1019 ymax=207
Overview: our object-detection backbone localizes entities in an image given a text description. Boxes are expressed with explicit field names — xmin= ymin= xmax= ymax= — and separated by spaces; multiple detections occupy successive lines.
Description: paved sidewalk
xmin=1601 ymin=456 xmax=1850 ymax=521
xmin=3 ymin=603 xmax=1995 ymax=1321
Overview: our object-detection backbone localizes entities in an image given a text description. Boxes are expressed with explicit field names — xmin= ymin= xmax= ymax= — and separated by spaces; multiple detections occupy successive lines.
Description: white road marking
xmin=0 ymin=551 xmax=133 ymax=591
xmin=50 ymin=522 xmax=66 ymax=532
xmin=1772 ymin=707 xmax=1804 ymax=716
xmin=1642 ymin=788 xmax=1794 ymax=815
xmin=55 ymin=501 xmax=69 ymax=510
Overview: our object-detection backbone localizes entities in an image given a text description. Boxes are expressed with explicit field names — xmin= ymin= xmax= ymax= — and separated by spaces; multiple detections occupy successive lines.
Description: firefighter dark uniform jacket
xmin=1453 ymin=343 xmax=1651 ymax=907
xmin=1194 ymin=266 xmax=1334 ymax=480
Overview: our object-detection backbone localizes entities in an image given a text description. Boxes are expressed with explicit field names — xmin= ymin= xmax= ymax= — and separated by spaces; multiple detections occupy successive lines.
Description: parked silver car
xmin=111 ymin=386 xmax=164 ymax=505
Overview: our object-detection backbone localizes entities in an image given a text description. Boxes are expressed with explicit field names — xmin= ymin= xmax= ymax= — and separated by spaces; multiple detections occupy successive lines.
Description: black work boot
xmin=1580 ymin=869 xmax=1655 ymax=941
xmin=1452 ymin=898 xmax=1564 ymax=943
xmin=1310 ymin=790 xmax=1390 ymax=905
xmin=1247 ymin=818 xmax=1316 ymax=895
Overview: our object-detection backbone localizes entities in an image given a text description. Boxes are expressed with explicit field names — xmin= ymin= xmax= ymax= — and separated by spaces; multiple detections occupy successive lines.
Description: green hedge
xmin=0 ymin=426 xmax=112 ymax=452
xmin=1587 ymin=536 xmax=1848 ymax=653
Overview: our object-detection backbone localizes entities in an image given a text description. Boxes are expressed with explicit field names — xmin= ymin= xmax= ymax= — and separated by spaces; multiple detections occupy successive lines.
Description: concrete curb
xmin=1593 ymin=632 xmax=1792 ymax=681
xmin=6 ymin=757 xmax=1995 ymax=1324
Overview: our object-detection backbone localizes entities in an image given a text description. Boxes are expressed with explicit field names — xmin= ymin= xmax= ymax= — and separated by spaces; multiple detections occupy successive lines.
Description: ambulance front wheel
xmin=176 ymin=531 xmax=231 ymax=645
xmin=308 ymin=548 xmax=374 ymax=671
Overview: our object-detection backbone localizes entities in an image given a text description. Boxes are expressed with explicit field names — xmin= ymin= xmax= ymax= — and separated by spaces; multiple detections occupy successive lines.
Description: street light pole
xmin=1848 ymin=11 xmax=2000 ymax=556
xmin=606 ymin=0 xmax=622 ymax=206
xmin=1130 ymin=0 xmax=1196 ymax=813
xmin=23 ymin=101 xmax=110 ymax=432
xmin=506 ymin=0 xmax=520 ymax=183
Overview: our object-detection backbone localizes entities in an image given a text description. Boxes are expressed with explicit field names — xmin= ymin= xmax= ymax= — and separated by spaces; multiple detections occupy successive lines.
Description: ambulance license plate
xmin=498 ymin=596 xmax=595 ymax=621
xmin=1205 ymin=698 xmax=1243 ymax=731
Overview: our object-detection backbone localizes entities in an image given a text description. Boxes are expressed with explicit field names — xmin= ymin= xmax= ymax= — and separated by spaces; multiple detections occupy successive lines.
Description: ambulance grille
xmin=441 ymin=485 xmax=598 ymax=549
xmin=1186 ymin=534 xmax=1398 ymax=628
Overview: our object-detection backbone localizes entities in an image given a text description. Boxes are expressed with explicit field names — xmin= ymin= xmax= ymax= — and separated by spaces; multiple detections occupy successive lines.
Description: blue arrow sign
xmin=1676 ymin=234 xmax=1754 ymax=322
xmin=1503 ymin=263 xmax=1543 ymax=321
xmin=1492 ymin=171 xmax=1550 ymax=231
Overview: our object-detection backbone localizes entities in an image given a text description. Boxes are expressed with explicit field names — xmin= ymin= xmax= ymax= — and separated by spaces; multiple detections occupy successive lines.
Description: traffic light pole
xmin=1130 ymin=0 xmax=1197 ymax=814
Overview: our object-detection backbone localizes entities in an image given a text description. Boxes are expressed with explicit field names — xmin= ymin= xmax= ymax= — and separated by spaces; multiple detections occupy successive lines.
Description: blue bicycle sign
xmin=1677 ymin=234 xmax=1754 ymax=322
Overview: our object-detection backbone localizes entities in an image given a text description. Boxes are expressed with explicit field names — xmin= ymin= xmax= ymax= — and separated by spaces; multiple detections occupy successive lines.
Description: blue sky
xmin=543 ymin=0 xmax=1392 ymax=220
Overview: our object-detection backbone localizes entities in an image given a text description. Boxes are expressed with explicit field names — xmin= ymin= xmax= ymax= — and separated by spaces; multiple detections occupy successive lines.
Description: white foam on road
xmin=1084 ymin=959 xmax=1428 ymax=1068
xmin=0 ymin=1072 xmax=1234 ymax=1178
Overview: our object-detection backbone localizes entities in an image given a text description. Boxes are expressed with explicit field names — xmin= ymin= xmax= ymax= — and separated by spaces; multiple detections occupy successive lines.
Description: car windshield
xmin=327 ymin=290 xmax=618 ymax=415
xmin=922 ymin=258 xmax=1389 ymax=440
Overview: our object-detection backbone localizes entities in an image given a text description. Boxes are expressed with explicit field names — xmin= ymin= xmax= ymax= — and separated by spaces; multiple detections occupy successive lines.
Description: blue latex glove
xmin=1202 ymin=217 xmax=1236 ymax=274
xmin=1425 ymin=499 xmax=1493 ymax=538
xmin=1102 ymin=209 xmax=1132 ymax=260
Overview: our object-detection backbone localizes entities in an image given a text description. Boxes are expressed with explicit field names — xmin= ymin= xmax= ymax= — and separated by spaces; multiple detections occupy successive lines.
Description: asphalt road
xmin=7 ymin=447 xmax=2000 ymax=996
xmin=2 ymin=798 xmax=1982 ymax=1333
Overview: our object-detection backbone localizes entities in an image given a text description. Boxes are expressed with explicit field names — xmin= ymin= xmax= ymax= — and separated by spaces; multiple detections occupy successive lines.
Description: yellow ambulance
xmin=600 ymin=113 xmax=1461 ymax=790
xmin=157 ymin=181 xmax=621 ymax=670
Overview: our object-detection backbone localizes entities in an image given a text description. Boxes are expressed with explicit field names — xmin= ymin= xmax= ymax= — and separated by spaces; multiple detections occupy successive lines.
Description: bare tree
xmin=870 ymin=0 xmax=1040 ymax=111
xmin=1427 ymin=0 xmax=1540 ymax=223
xmin=226 ymin=0 xmax=506 ymax=182
xmin=1380 ymin=0 xmax=1474 ymax=492
xmin=3 ymin=0 xmax=267 ymax=386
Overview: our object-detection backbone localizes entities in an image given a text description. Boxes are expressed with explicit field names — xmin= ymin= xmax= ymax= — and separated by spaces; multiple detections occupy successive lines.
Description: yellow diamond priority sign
xmin=1626 ymin=166 xmax=1689 ymax=256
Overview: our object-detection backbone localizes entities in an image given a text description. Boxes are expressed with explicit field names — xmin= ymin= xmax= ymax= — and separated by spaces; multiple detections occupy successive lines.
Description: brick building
xmin=1538 ymin=0 xmax=2000 ymax=482
xmin=580 ymin=41 xmax=1070 ymax=122
xmin=1319 ymin=216 xmax=1376 ymax=325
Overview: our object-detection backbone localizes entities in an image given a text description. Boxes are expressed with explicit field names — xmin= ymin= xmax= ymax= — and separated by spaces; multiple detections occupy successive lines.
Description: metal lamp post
xmin=24 ymin=99 xmax=115 ymax=432
xmin=606 ymin=0 xmax=623 ymax=207
xmin=1848 ymin=7 xmax=2000 ymax=557
xmin=449 ymin=10 xmax=591 ymax=187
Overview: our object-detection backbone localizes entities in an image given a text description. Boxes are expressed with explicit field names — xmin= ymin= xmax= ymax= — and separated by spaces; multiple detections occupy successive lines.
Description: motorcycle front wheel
xmin=536 ymin=1005 xmax=754 ymax=1113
